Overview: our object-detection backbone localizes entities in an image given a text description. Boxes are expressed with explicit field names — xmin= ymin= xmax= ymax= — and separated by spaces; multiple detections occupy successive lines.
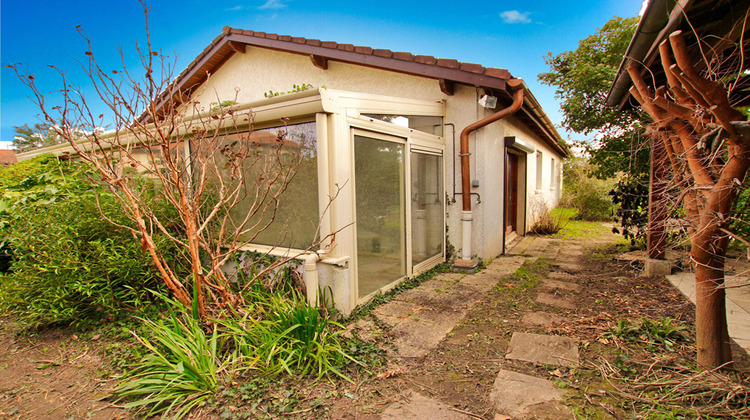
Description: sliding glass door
xmin=354 ymin=133 xmax=406 ymax=298
xmin=411 ymin=151 xmax=443 ymax=266
xmin=354 ymin=130 xmax=444 ymax=299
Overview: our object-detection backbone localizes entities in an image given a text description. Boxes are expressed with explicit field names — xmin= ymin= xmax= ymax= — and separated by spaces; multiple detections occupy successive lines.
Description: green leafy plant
xmin=607 ymin=317 xmax=690 ymax=350
xmin=0 ymin=156 xmax=182 ymax=326
xmin=222 ymin=290 xmax=359 ymax=380
xmin=115 ymin=311 xmax=229 ymax=419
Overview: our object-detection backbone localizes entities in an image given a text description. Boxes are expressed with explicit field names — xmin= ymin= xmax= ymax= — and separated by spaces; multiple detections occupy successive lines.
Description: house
xmin=0 ymin=150 xmax=17 ymax=168
xmin=18 ymin=28 xmax=567 ymax=315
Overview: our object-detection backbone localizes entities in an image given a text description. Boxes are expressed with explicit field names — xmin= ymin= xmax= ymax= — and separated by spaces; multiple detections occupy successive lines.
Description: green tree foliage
xmin=0 ymin=156 xmax=183 ymax=326
xmin=11 ymin=122 xmax=66 ymax=153
xmin=539 ymin=16 xmax=651 ymax=241
xmin=560 ymin=156 xmax=615 ymax=221
xmin=539 ymin=16 xmax=640 ymax=136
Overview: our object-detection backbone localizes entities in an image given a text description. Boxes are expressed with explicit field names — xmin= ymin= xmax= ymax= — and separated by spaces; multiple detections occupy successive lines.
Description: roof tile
xmin=305 ymin=39 xmax=322 ymax=46
xmin=291 ymin=37 xmax=306 ymax=44
xmin=484 ymin=67 xmax=512 ymax=79
xmin=373 ymin=49 xmax=393 ymax=58
xmin=393 ymin=51 xmax=414 ymax=61
xmin=460 ymin=62 xmax=484 ymax=74
xmin=338 ymin=44 xmax=355 ymax=52
xmin=414 ymin=55 xmax=437 ymax=65
xmin=436 ymin=58 xmax=460 ymax=69
xmin=266 ymin=33 xmax=279 ymax=40
xmin=354 ymin=46 xmax=373 ymax=54
xmin=321 ymin=41 xmax=337 ymax=48
xmin=278 ymin=35 xmax=292 ymax=41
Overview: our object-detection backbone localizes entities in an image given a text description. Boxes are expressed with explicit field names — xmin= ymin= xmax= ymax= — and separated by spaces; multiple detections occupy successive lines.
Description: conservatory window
xmin=215 ymin=121 xmax=319 ymax=250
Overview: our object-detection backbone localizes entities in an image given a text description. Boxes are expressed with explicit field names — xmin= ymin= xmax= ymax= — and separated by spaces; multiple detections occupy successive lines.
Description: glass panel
xmin=361 ymin=114 xmax=443 ymax=136
xmin=215 ymin=122 xmax=318 ymax=249
xmin=411 ymin=152 xmax=444 ymax=265
xmin=355 ymin=134 xmax=406 ymax=297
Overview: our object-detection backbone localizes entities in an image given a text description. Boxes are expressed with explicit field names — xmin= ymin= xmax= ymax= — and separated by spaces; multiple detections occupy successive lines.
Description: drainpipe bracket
xmin=453 ymin=259 xmax=479 ymax=271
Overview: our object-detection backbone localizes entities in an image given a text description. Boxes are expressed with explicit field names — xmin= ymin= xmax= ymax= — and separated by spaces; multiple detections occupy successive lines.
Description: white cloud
xmin=500 ymin=10 xmax=531 ymax=24
xmin=259 ymin=0 xmax=287 ymax=10
xmin=226 ymin=5 xmax=244 ymax=11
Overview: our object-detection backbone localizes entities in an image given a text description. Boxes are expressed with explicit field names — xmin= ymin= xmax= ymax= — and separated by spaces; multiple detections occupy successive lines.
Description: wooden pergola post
xmin=647 ymin=134 xmax=669 ymax=262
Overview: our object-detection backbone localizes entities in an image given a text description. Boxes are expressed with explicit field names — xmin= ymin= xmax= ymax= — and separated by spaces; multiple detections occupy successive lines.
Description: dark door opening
xmin=505 ymin=152 xmax=519 ymax=235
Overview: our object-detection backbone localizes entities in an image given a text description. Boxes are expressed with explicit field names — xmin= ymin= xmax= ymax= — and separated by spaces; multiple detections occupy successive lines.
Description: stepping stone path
xmin=521 ymin=311 xmax=557 ymax=327
xmin=381 ymin=392 xmax=470 ymax=419
xmin=490 ymin=370 xmax=573 ymax=419
xmin=541 ymin=278 xmax=580 ymax=291
xmin=505 ymin=332 xmax=579 ymax=367
xmin=368 ymin=235 xmax=589 ymax=419
xmin=536 ymin=292 xmax=576 ymax=309
xmin=362 ymin=255 xmax=528 ymax=358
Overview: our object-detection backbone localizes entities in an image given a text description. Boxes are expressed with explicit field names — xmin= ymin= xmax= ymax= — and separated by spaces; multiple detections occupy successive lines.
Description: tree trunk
xmin=692 ymin=236 xmax=732 ymax=367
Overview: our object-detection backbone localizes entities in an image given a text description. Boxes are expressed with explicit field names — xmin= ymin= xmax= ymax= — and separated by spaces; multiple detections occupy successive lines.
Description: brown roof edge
xmin=157 ymin=28 xmax=563 ymax=150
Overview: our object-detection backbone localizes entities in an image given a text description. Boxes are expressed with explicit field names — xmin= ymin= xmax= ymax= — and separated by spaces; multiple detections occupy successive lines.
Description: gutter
xmin=454 ymin=79 xmax=524 ymax=267
xmin=606 ymin=0 xmax=683 ymax=107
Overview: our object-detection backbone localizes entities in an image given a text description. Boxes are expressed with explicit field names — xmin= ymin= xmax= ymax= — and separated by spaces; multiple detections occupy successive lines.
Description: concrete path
xmin=366 ymin=255 xmax=528 ymax=358
xmin=666 ymin=272 xmax=750 ymax=353
xmin=376 ymin=236 xmax=581 ymax=419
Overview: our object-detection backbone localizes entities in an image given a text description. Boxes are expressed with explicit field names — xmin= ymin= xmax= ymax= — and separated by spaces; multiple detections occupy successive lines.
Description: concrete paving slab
xmin=548 ymin=271 xmax=576 ymax=280
xmin=506 ymin=332 xmax=579 ymax=367
xmin=507 ymin=236 xmax=536 ymax=256
xmin=391 ymin=315 xmax=459 ymax=358
xmin=541 ymin=279 xmax=580 ymax=291
xmin=372 ymin=300 xmax=420 ymax=327
xmin=381 ymin=392 xmax=470 ymax=419
xmin=521 ymin=311 xmax=557 ymax=327
xmin=536 ymin=292 xmax=577 ymax=310
xmin=666 ymin=272 xmax=750 ymax=355
xmin=555 ymin=262 xmax=585 ymax=273
xmin=489 ymin=369 xmax=573 ymax=419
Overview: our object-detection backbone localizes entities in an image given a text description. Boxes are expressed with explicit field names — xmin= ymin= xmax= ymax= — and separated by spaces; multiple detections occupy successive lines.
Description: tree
xmin=539 ymin=16 xmax=650 ymax=242
xmin=7 ymin=2 xmax=337 ymax=319
xmin=627 ymin=31 xmax=749 ymax=368
xmin=11 ymin=122 xmax=66 ymax=152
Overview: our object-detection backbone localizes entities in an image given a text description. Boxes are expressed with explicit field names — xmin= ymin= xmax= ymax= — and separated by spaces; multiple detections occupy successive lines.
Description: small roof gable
xmin=156 ymin=28 xmax=566 ymax=156
xmin=0 ymin=150 xmax=17 ymax=166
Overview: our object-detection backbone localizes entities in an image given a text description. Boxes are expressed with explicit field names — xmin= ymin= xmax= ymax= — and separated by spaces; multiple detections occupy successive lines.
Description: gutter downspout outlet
xmin=454 ymin=79 xmax=525 ymax=269
xmin=304 ymin=251 xmax=322 ymax=306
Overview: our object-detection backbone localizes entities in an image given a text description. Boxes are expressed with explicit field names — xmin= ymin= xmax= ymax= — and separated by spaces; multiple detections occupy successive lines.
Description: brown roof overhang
xmin=153 ymin=27 xmax=566 ymax=156
xmin=607 ymin=0 xmax=750 ymax=109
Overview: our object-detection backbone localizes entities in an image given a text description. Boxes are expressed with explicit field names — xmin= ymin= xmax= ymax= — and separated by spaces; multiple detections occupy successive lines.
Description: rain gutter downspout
xmin=304 ymin=250 xmax=327 ymax=306
xmin=455 ymin=78 xmax=524 ymax=266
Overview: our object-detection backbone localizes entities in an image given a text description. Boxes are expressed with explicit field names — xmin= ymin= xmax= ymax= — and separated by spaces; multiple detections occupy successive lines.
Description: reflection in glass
xmin=214 ymin=122 xmax=318 ymax=249
xmin=355 ymin=135 xmax=406 ymax=297
xmin=411 ymin=153 xmax=443 ymax=265
xmin=361 ymin=114 xmax=443 ymax=136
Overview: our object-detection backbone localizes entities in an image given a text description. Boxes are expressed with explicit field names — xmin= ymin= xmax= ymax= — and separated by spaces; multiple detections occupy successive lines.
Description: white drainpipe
xmin=461 ymin=211 xmax=473 ymax=260
xmin=304 ymin=251 xmax=323 ymax=306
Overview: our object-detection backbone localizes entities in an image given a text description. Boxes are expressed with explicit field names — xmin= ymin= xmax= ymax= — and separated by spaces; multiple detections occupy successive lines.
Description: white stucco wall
xmin=190 ymin=47 xmax=442 ymax=109
xmin=190 ymin=45 xmax=565 ymax=313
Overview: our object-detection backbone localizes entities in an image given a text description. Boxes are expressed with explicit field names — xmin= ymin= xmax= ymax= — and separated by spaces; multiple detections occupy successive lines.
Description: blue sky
xmin=1 ymin=0 xmax=644 ymax=147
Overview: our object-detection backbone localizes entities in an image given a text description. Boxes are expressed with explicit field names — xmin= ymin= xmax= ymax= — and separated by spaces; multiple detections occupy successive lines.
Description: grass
xmin=550 ymin=208 xmax=617 ymax=240
xmin=495 ymin=257 xmax=551 ymax=301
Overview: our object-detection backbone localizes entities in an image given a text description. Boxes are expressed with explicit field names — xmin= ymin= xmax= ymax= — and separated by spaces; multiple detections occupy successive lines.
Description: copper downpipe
xmin=459 ymin=79 xmax=525 ymax=212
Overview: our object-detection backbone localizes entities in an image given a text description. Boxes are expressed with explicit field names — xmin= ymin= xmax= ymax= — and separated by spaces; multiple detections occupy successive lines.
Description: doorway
xmin=505 ymin=149 xmax=527 ymax=236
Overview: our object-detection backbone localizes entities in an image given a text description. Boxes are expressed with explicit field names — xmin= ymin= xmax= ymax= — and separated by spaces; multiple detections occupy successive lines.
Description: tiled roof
xmin=0 ymin=150 xmax=17 ymax=166
xmin=169 ymin=27 xmax=513 ymax=104
xmin=152 ymin=28 xmax=565 ymax=155
xmin=223 ymin=28 xmax=512 ymax=78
